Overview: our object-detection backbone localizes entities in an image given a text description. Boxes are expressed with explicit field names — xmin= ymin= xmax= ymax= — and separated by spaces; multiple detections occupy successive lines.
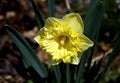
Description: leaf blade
xmin=5 ymin=25 xmax=48 ymax=78
xmin=53 ymin=65 xmax=61 ymax=83
xmin=48 ymin=0 xmax=55 ymax=17
xmin=84 ymin=0 xmax=105 ymax=41
xmin=30 ymin=0 xmax=45 ymax=28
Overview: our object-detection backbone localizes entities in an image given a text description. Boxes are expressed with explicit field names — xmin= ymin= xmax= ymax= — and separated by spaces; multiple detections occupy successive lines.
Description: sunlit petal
xmin=79 ymin=34 xmax=94 ymax=52
xmin=62 ymin=13 xmax=84 ymax=33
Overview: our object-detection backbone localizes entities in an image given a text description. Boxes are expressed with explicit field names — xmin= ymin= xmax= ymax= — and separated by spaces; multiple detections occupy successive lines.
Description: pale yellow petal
xmin=62 ymin=13 xmax=84 ymax=33
xmin=48 ymin=55 xmax=61 ymax=66
xmin=34 ymin=28 xmax=44 ymax=44
xmin=71 ymin=53 xmax=82 ymax=65
xmin=79 ymin=34 xmax=94 ymax=51
xmin=63 ymin=56 xmax=71 ymax=63
xmin=45 ymin=17 xmax=63 ymax=28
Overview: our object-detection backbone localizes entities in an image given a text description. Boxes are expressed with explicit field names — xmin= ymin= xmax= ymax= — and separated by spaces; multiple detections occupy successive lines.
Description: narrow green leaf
xmin=5 ymin=25 xmax=48 ymax=78
xmin=48 ymin=0 xmax=55 ymax=17
xmin=75 ymin=50 xmax=89 ymax=83
xmin=30 ymin=0 xmax=45 ymax=28
xmin=66 ymin=64 xmax=70 ymax=83
xmin=84 ymin=0 xmax=105 ymax=41
xmin=85 ymin=35 xmax=99 ymax=74
xmin=84 ymin=45 xmax=96 ymax=76
xmin=93 ymin=72 xmax=102 ymax=83
xmin=53 ymin=65 xmax=61 ymax=83
xmin=90 ymin=0 xmax=97 ymax=6
xmin=22 ymin=56 xmax=30 ymax=68
xmin=76 ymin=0 xmax=105 ymax=83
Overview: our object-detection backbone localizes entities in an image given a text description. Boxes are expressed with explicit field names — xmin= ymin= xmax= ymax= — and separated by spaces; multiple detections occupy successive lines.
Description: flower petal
xmin=62 ymin=13 xmax=84 ymax=33
xmin=71 ymin=53 xmax=82 ymax=65
xmin=34 ymin=28 xmax=44 ymax=44
xmin=79 ymin=34 xmax=94 ymax=51
xmin=45 ymin=17 xmax=63 ymax=28
xmin=48 ymin=55 xmax=61 ymax=66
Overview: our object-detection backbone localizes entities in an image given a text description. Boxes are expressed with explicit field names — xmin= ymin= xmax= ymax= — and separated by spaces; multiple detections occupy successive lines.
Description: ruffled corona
xmin=34 ymin=13 xmax=94 ymax=65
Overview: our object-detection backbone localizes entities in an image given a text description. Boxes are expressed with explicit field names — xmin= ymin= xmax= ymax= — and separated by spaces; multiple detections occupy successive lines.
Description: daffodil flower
xmin=34 ymin=13 xmax=94 ymax=65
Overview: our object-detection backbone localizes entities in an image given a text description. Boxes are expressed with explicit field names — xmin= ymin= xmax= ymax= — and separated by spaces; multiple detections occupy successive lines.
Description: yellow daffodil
xmin=34 ymin=13 xmax=94 ymax=65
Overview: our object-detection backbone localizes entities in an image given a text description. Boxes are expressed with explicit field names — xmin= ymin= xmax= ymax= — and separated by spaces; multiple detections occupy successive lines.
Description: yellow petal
xmin=63 ymin=56 xmax=71 ymax=63
xmin=62 ymin=13 xmax=84 ymax=33
xmin=45 ymin=17 xmax=63 ymax=28
xmin=34 ymin=28 xmax=44 ymax=44
xmin=70 ymin=52 xmax=82 ymax=65
xmin=48 ymin=55 xmax=61 ymax=66
xmin=79 ymin=34 xmax=94 ymax=51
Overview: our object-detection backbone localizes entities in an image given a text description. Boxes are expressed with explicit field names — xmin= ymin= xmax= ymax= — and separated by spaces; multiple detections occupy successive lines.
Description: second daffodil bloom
xmin=34 ymin=13 xmax=94 ymax=65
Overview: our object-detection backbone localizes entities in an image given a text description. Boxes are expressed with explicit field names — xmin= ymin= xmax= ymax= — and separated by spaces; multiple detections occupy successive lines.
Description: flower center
xmin=58 ymin=35 xmax=69 ymax=45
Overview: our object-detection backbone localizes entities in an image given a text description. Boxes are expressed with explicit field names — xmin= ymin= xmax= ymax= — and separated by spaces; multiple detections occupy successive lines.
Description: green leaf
xmin=75 ymin=0 xmax=105 ymax=83
xmin=66 ymin=64 xmax=70 ymax=83
xmin=75 ymin=50 xmax=89 ymax=83
xmin=48 ymin=0 xmax=55 ymax=17
xmin=85 ymin=35 xmax=99 ymax=74
xmin=84 ymin=0 xmax=105 ymax=41
xmin=30 ymin=0 xmax=45 ymax=28
xmin=5 ymin=25 xmax=48 ymax=78
xmin=52 ymin=65 xmax=61 ymax=83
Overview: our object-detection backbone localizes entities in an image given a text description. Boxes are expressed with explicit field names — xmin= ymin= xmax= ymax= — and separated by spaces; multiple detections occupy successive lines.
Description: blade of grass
xmin=5 ymin=25 xmax=48 ymax=78
xmin=65 ymin=0 xmax=72 ymax=13
xmin=30 ymin=0 xmax=45 ymax=28
xmin=75 ymin=0 xmax=105 ymax=83
xmin=48 ymin=0 xmax=55 ymax=17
